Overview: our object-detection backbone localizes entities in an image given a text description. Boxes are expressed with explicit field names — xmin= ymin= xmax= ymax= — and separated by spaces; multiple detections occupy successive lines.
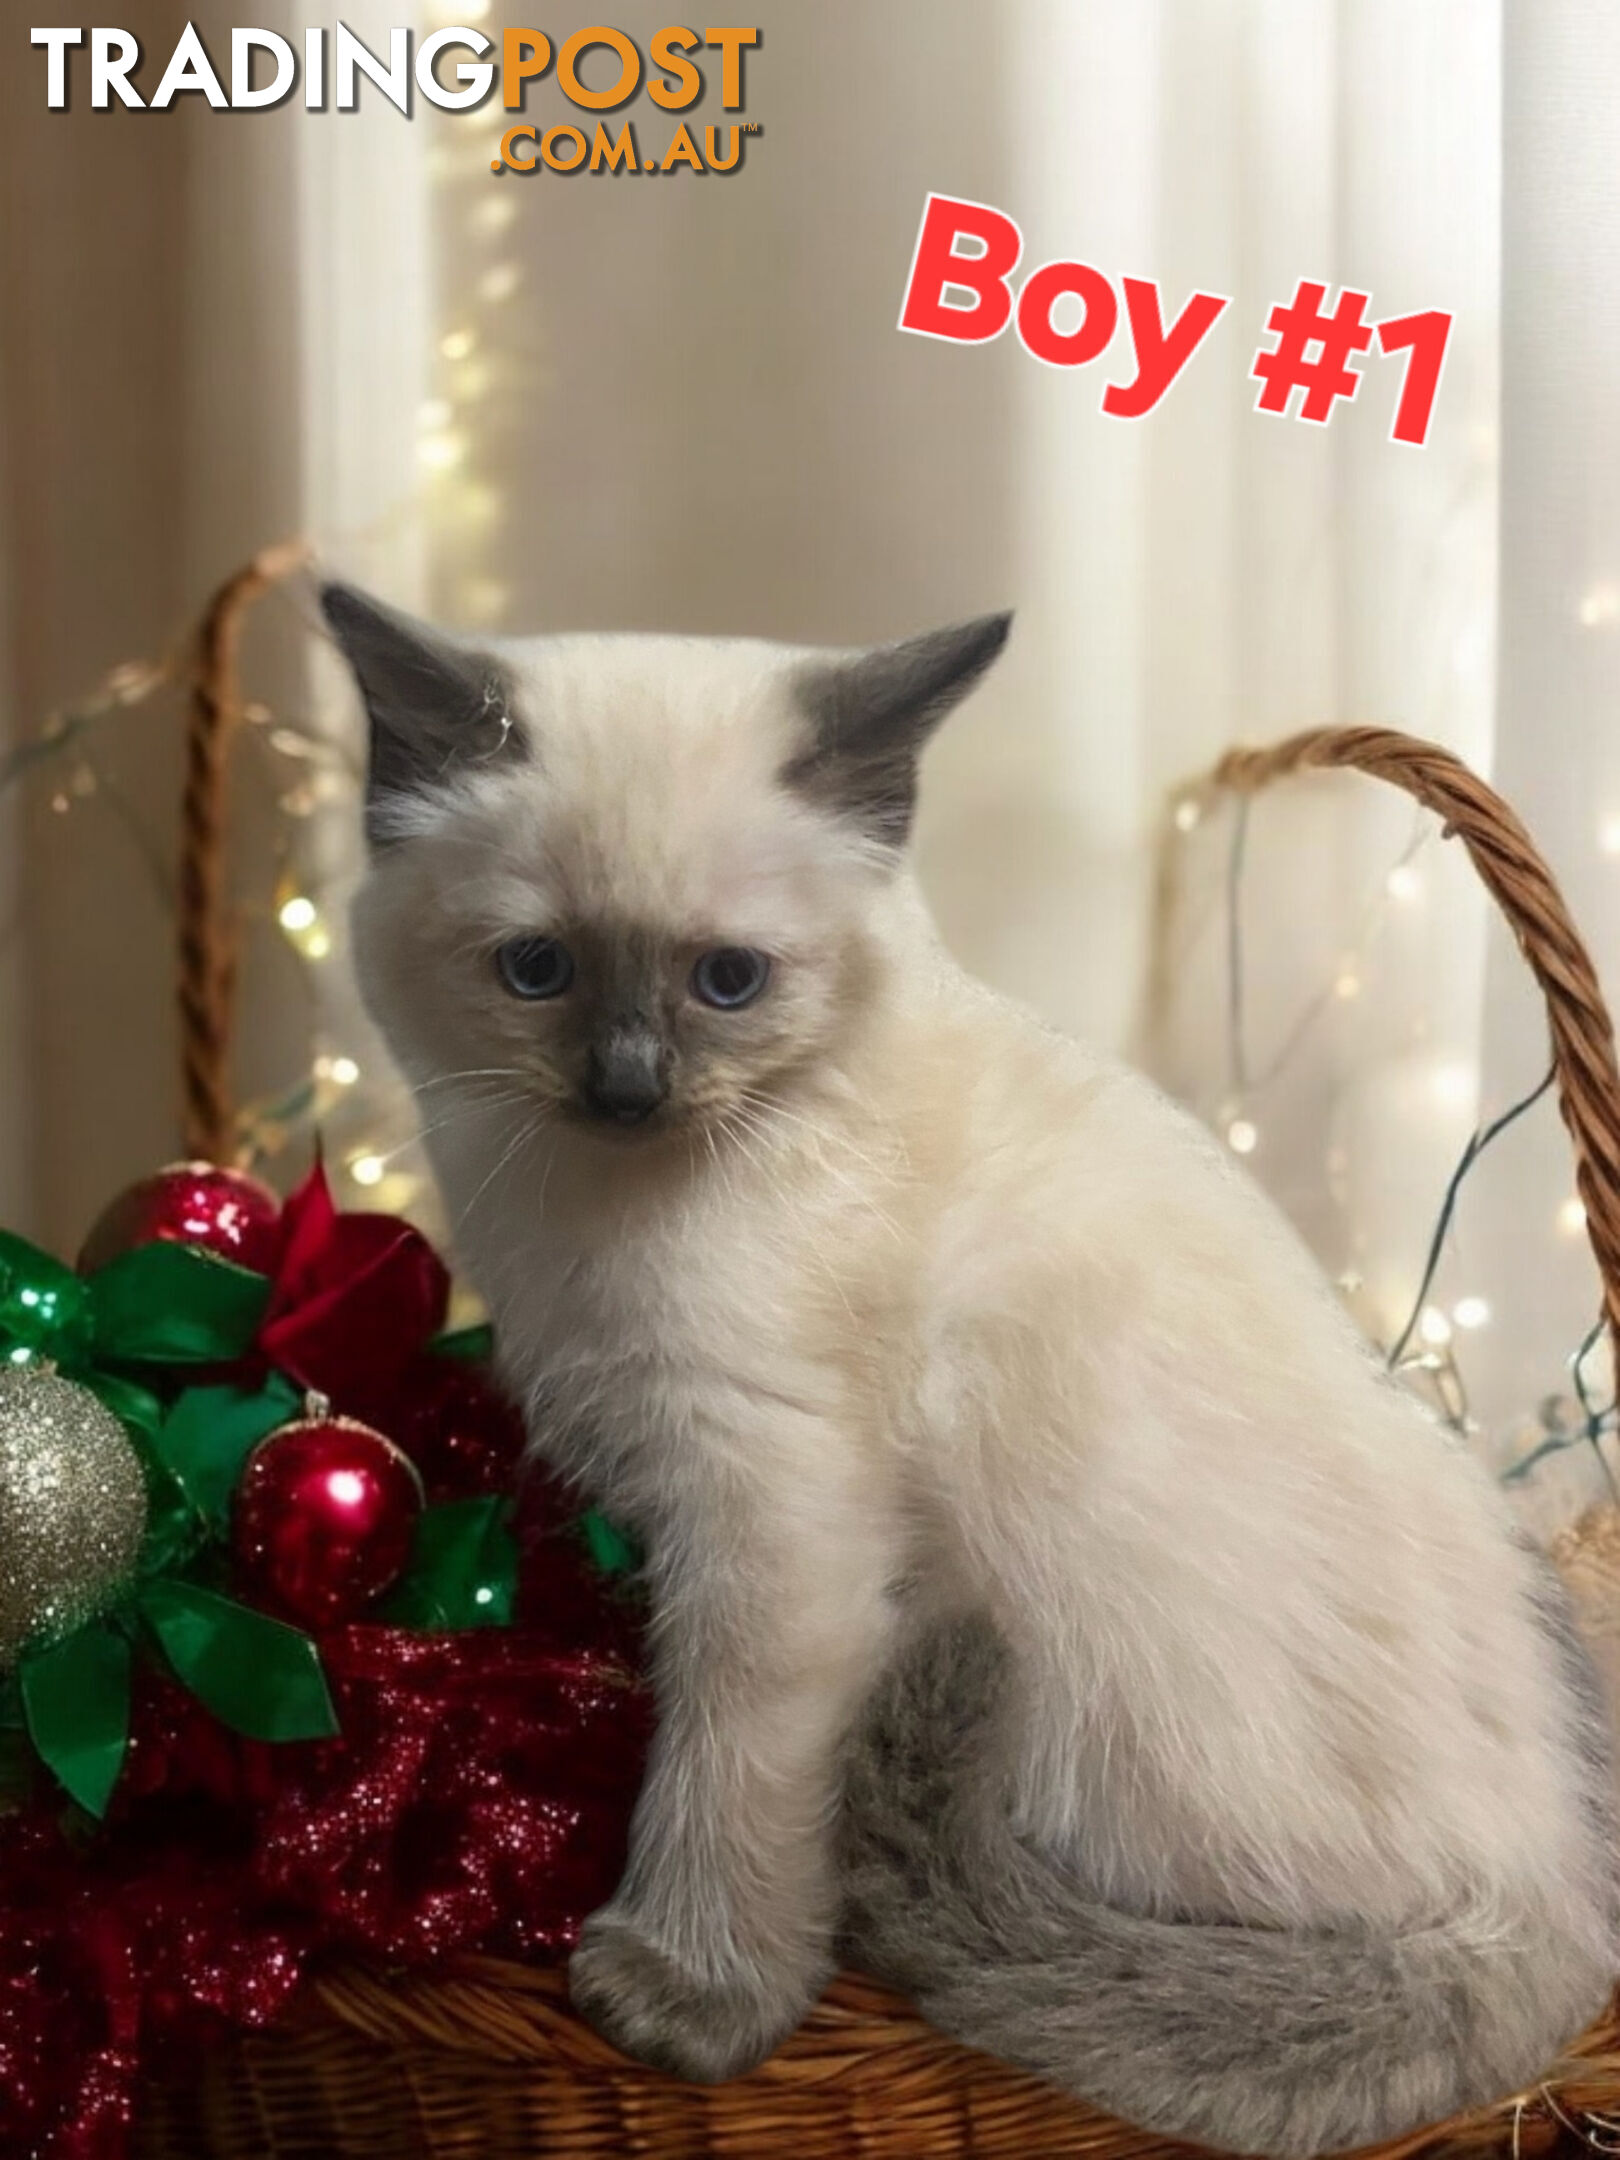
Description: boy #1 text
xmin=900 ymin=194 xmax=1452 ymax=445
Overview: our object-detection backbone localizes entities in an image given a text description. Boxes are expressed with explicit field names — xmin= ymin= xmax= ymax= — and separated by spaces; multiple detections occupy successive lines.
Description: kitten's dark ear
xmin=786 ymin=613 xmax=1011 ymax=846
xmin=320 ymin=580 xmax=525 ymax=845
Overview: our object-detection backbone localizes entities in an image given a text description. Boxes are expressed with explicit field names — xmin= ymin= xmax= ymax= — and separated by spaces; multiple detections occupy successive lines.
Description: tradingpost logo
xmin=28 ymin=24 xmax=763 ymax=176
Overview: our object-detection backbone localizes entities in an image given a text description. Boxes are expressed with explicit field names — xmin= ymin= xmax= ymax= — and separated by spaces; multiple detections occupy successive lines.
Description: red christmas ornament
xmin=78 ymin=1161 xmax=282 ymax=1277
xmin=233 ymin=1405 xmax=424 ymax=1628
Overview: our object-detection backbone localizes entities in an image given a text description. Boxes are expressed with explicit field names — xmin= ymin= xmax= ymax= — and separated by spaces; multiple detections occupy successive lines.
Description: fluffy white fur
xmin=338 ymin=599 xmax=1617 ymax=2154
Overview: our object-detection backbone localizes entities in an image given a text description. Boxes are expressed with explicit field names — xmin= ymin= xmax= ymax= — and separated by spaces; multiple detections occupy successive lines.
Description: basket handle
xmin=1212 ymin=725 xmax=1620 ymax=1381
xmin=176 ymin=541 xmax=307 ymax=1163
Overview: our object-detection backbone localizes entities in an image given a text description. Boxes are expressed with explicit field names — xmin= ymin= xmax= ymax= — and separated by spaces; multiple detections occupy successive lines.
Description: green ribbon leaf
xmin=138 ymin=1579 xmax=338 ymax=1742
xmin=380 ymin=1496 xmax=517 ymax=1630
xmin=127 ymin=1429 xmax=204 ymax=1578
xmin=579 ymin=1508 xmax=642 ymax=1578
xmin=83 ymin=1370 xmax=165 ymax=1437
xmin=20 ymin=1622 xmax=132 ymax=1819
xmin=426 ymin=1322 xmax=495 ymax=1363
xmin=88 ymin=1242 xmax=270 ymax=1365
xmin=152 ymin=1374 xmax=302 ymax=1527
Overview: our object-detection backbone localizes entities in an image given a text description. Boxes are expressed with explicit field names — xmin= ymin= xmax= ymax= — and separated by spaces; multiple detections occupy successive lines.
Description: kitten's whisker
xmin=407 ymin=1090 xmax=534 ymax=1151
xmin=415 ymin=1066 xmax=531 ymax=1091
xmin=455 ymin=1109 xmax=541 ymax=1233
xmin=444 ymin=930 xmax=506 ymax=965
xmin=731 ymin=1088 xmax=906 ymax=1245
xmin=343 ymin=1133 xmax=426 ymax=1172
xmin=715 ymin=1105 xmax=860 ymax=1326
xmin=717 ymin=1103 xmax=835 ymax=1237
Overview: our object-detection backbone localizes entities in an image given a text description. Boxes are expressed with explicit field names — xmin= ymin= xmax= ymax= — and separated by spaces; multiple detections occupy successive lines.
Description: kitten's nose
xmin=583 ymin=1034 xmax=667 ymax=1125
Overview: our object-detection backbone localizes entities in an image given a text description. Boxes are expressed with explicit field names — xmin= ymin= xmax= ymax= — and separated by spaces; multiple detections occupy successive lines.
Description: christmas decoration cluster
xmin=0 ymin=1161 xmax=650 ymax=2160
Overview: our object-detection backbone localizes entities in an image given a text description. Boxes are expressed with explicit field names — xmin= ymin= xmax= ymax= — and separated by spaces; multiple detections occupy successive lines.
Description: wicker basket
xmin=132 ymin=564 xmax=1620 ymax=2156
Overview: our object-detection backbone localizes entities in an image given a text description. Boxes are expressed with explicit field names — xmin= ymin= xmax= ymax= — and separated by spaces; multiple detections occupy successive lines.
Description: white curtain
xmin=5 ymin=2 xmax=1616 ymax=1522
xmin=1471 ymin=0 xmax=1620 ymax=1524
xmin=0 ymin=0 xmax=424 ymax=1251
xmin=987 ymin=0 xmax=1619 ymax=1515
xmin=989 ymin=0 xmax=1507 ymax=1411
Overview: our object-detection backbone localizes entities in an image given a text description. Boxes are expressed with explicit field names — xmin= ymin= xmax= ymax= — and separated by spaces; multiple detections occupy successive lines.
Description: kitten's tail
xmin=839 ymin=1622 xmax=1617 ymax=2159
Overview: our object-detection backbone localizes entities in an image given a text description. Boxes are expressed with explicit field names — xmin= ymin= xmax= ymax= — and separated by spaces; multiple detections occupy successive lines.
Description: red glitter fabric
xmin=0 ymin=1472 xmax=651 ymax=2159
xmin=1 ymin=1165 xmax=652 ymax=2156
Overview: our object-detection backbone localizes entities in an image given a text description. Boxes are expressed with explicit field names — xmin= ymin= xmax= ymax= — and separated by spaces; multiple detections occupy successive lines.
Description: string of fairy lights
xmin=417 ymin=0 xmax=527 ymax=638
xmin=15 ymin=646 xmax=1616 ymax=1518
xmin=1164 ymin=777 xmax=1618 ymax=1503
xmin=0 ymin=648 xmax=378 ymax=1171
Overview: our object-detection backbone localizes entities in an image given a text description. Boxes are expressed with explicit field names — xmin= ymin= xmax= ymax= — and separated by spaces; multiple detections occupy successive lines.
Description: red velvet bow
xmin=249 ymin=1162 xmax=450 ymax=1428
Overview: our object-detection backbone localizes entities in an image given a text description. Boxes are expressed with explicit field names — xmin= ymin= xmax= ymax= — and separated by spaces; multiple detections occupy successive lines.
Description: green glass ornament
xmin=0 ymin=1232 xmax=95 ymax=1367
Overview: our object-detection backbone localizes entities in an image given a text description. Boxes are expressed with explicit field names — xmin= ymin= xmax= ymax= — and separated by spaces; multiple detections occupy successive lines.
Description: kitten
xmin=327 ymin=579 xmax=1618 ymax=2157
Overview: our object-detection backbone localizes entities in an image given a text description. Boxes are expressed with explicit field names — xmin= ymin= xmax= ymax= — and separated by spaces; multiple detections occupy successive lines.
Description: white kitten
xmin=329 ymin=581 xmax=1617 ymax=2157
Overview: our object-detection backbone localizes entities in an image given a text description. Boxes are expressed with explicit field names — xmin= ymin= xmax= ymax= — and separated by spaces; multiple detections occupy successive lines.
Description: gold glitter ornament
xmin=0 ymin=1364 xmax=148 ymax=1664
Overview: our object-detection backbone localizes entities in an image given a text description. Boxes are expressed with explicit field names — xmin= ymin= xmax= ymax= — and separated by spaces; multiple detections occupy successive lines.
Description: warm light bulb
xmin=278 ymin=896 xmax=317 ymax=934
xmin=349 ymin=1153 xmax=385 ymax=1188
xmin=418 ymin=397 xmax=454 ymax=431
xmin=1418 ymin=1306 xmax=1452 ymax=1347
xmin=1559 ymin=1197 xmax=1588 ymax=1237
xmin=304 ymin=927 xmax=333 ymax=961
xmin=1385 ymin=865 xmax=1421 ymax=903
xmin=472 ymin=196 xmax=516 ymax=236
xmin=1333 ymin=968 xmax=1361 ymax=1000
xmin=478 ymin=262 xmax=520 ymax=304
xmin=1226 ymin=1118 xmax=1258 ymax=1156
xmin=1452 ymin=1296 xmax=1490 ymax=1331
xmin=417 ymin=429 xmax=467 ymax=474
xmin=441 ymin=328 xmax=476 ymax=361
xmin=1173 ymin=797 xmax=1200 ymax=833
xmin=331 ymin=1056 xmax=361 ymax=1087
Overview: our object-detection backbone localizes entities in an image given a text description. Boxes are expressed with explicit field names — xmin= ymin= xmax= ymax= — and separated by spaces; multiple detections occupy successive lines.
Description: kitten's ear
xmin=320 ymin=580 xmax=524 ymax=844
xmin=787 ymin=613 xmax=1012 ymax=846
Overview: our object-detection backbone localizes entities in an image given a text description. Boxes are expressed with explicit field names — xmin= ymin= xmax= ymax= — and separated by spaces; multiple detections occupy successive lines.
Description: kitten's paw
xmin=568 ymin=1910 xmax=815 ymax=2082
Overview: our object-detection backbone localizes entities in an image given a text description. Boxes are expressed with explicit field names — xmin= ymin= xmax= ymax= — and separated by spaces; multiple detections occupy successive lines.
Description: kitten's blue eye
xmin=691 ymin=947 xmax=770 ymax=1010
xmin=495 ymin=936 xmax=574 ymax=1000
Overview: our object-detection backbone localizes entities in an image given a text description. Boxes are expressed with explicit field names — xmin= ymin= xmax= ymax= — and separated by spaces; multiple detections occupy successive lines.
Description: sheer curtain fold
xmin=0 ymin=0 xmax=420 ymax=1251
xmin=1471 ymin=0 xmax=1620 ymax=1521
xmin=996 ymin=2 xmax=1502 ymax=1391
